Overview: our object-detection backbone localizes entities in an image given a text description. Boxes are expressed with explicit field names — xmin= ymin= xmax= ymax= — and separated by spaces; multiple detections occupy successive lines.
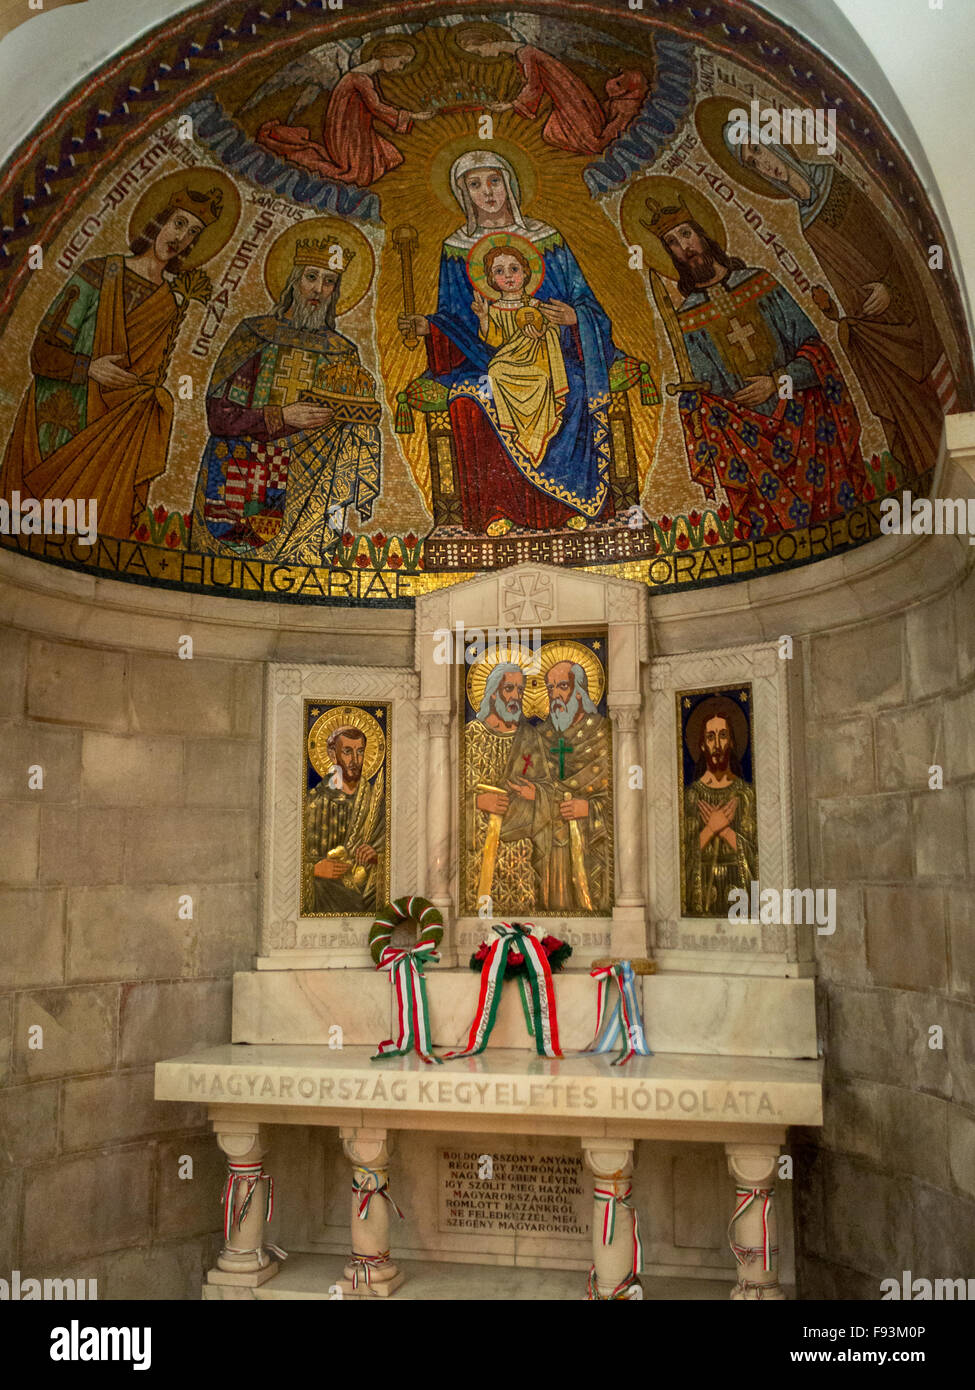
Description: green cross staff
xmin=550 ymin=736 xmax=573 ymax=778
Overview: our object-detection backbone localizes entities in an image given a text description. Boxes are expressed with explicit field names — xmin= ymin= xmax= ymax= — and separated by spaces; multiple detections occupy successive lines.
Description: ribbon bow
xmin=445 ymin=923 xmax=562 ymax=1059
xmin=585 ymin=961 xmax=652 ymax=1065
xmin=729 ymin=1186 xmax=777 ymax=1272
xmin=373 ymin=936 xmax=442 ymax=1064
xmin=593 ymin=1180 xmax=644 ymax=1278
xmin=352 ymin=1165 xmax=405 ymax=1222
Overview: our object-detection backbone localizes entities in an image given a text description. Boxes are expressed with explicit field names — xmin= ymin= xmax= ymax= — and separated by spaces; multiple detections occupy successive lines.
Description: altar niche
xmin=416 ymin=563 xmax=650 ymax=965
xmin=462 ymin=631 xmax=613 ymax=920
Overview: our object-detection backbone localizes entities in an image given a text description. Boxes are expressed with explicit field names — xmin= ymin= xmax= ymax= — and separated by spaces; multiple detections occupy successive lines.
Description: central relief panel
xmin=461 ymin=632 xmax=613 ymax=919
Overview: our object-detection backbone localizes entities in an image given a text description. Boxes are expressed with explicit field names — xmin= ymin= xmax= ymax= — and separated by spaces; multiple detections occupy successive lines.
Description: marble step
xmin=232 ymin=968 xmax=818 ymax=1058
xmin=202 ymin=1252 xmax=740 ymax=1300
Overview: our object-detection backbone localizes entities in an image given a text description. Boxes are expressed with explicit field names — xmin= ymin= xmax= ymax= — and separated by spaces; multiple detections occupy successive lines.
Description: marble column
xmin=581 ymin=1138 xmax=642 ymax=1300
xmin=610 ymin=704 xmax=648 ymax=958
xmin=337 ymin=1127 xmax=404 ymax=1299
xmin=209 ymin=1124 xmax=283 ymax=1289
xmin=725 ymin=1144 xmax=786 ymax=1300
xmin=420 ymin=708 xmax=454 ymax=954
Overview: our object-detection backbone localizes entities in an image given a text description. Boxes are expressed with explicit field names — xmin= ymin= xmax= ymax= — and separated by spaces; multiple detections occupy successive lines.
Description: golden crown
xmin=166 ymin=186 xmax=223 ymax=227
xmin=294 ymin=237 xmax=356 ymax=271
xmin=640 ymin=196 xmax=694 ymax=239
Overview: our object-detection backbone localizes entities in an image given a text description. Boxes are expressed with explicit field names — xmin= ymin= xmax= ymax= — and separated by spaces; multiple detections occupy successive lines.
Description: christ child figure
xmin=471 ymin=243 xmax=568 ymax=466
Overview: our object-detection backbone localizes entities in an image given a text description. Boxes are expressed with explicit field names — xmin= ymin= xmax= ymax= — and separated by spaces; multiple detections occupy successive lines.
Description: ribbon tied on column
xmin=584 ymin=960 xmax=652 ymax=1065
xmin=446 ymin=923 xmax=562 ymax=1059
xmin=594 ymin=1180 xmax=644 ymax=1275
xmin=352 ymin=1165 xmax=406 ymax=1222
xmin=729 ymin=1185 xmax=777 ymax=1272
xmin=222 ymin=1160 xmax=288 ymax=1262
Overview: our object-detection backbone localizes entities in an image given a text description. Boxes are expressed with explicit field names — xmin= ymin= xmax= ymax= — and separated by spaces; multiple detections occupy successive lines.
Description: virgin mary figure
xmin=398 ymin=150 xmax=621 ymax=533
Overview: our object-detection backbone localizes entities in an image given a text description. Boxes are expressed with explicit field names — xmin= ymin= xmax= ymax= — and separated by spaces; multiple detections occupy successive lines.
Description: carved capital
xmin=215 ymin=1123 xmax=267 ymax=1163
xmin=609 ymin=705 xmax=640 ymax=734
xmin=420 ymin=709 xmax=452 ymax=739
xmin=725 ymin=1143 xmax=779 ymax=1188
xmin=341 ymin=1127 xmax=392 ymax=1168
xmin=581 ymin=1137 xmax=634 ymax=1181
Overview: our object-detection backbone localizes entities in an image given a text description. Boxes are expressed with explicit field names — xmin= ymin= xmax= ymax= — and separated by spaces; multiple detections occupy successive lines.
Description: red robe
xmin=511 ymin=46 xmax=605 ymax=156
xmin=427 ymin=324 xmax=614 ymax=532
xmin=257 ymin=71 xmax=413 ymax=185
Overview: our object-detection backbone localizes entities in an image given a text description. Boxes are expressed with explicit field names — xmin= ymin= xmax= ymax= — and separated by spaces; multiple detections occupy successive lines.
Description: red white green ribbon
xmin=352 ymin=1165 xmax=405 ymax=1222
xmin=593 ymin=1180 xmax=644 ymax=1277
xmin=729 ymin=1185 xmax=777 ymax=1271
xmin=222 ymin=1161 xmax=274 ymax=1243
xmin=444 ymin=923 xmax=562 ymax=1058
xmin=585 ymin=1266 xmax=643 ymax=1300
xmin=373 ymin=938 xmax=442 ymax=1064
xmin=584 ymin=961 xmax=652 ymax=1065
xmin=349 ymin=1250 xmax=392 ymax=1291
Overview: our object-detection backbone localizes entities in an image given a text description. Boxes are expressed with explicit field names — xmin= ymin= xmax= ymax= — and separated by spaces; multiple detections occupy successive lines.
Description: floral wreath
xmin=369 ymin=895 xmax=444 ymax=965
xmin=469 ymin=923 xmax=571 ymax=979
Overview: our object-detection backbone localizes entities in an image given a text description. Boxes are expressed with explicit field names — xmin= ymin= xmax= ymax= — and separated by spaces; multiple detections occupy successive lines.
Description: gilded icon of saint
xmin=681 ymin=694 xmax=757 ymax=917
xmin=303 ymin=705 xmax=388 ymax=916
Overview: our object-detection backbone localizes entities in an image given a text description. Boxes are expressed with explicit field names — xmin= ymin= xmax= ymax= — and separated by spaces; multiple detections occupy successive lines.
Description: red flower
xmin=341 ymin=531 xmax=354 ymax=546
xmin=153 ymin=504 xmax=168 ymax=524
xmin=659 ymin=514 xmax=672 ymax=531
xmin=387 ymin=554 xmax=403 ymax=568
xmin=704 ymin=528 xmax=719 ymax=545
xmin=863 ymin=482 xmax=876 ymax=501
xmin=676 ymin=533 xmax=690 ymax=550
xmin=473 ymin=942 xmax=490 ymax=963
xmin=165 ymin=532 xmax=180 ymax=548
xmin=540 ymin=935 xmax=564 ymax=954
xmin=355 ymin=554 xmax=370 ymax=568
xmin=371 ymin=531 xmax=387 ymax=547
xmin=718 ymin=503 xmax=731 ymax=522
xmin=689 ymin=509 xmax=702 ymax=527
xmin=134 ymin=525 xmax=150 ymax=542
xmin=404 ymin=532 xmax=418 ymax=548
xmin=508 ymin=951 xmax=524 ymax=968
xmin=885 ymin=472 xmax=897 ymax=493
xmin=331 ymin=555 xmax=340 ymax=566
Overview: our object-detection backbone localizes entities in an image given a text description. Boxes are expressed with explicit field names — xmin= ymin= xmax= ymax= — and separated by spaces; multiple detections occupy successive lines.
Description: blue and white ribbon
xmin=584 ymin=960 xmax=652 ymax=1065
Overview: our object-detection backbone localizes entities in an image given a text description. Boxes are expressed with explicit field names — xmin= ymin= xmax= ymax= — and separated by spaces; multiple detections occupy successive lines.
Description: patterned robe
xmin=192 ymin=314 xmax=380 ymax=562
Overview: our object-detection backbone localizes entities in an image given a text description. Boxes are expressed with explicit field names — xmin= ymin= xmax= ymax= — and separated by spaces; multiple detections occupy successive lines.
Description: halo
xmin=684 ymin=693 xmax=750 ymax=762
xmin=527 ymin=641 xmax=606 ymax=720
xmin=358 ymin=32 xmax=423 ymax=78
xmin=447 ymin=19 xmax=513 ymax=64
xmin=263 ymin=217 xmax=375 ymax=314
xmin=465 ymin=645 xmax=535 ymax=721
xmin=127 ymin=170 xmax=241 ymax=271
xmin=429 ymin=136 xmax=536 ymax=212
xmin=694 ymin=96 xmax=828 ymax=201
xmin=308 ymin=705 xmax=386 ymax=782
xmin=467 ymin=232 xmax=545 ymax=300
xmin=619 ymin=175 xmax=728 ymax=281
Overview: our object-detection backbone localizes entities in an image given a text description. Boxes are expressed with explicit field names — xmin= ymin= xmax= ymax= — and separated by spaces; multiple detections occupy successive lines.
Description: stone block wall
xmin=794 ymin=560 xmax=975 ymax=1297
xmin=0 ymin=626 xmax=260 ymax=1298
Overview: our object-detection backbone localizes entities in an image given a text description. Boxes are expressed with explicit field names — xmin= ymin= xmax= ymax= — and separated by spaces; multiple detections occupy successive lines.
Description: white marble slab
xmin=154 ymin=1044 xmax=823 ymax=1127
xmin=232 ymin=968 xmax=818 ymax=1059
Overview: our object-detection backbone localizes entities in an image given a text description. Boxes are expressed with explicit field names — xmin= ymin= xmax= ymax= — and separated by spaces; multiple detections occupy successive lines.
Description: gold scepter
xmin=392 ymin=224 xmax=421 ymax=349
xmin=564 ymin=791 xmax=594 ymax=912
xmin=475 ymin=783 xmax=507 ymax=907
xmin=648 ymin=269 xmax=710 ymax=441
